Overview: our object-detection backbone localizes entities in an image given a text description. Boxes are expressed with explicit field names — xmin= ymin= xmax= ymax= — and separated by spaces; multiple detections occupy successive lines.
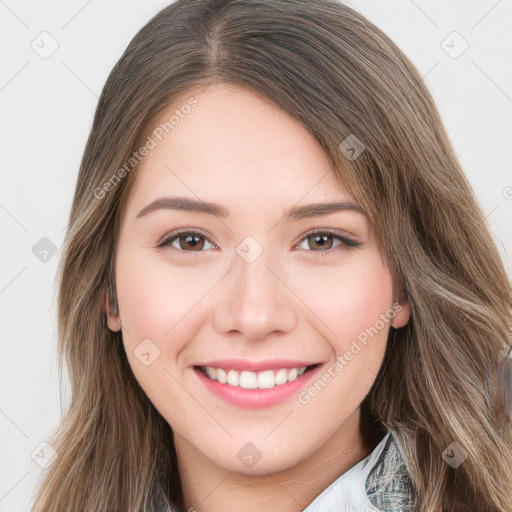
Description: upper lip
xmin=195 ymin=359 xmax=320 ymax=371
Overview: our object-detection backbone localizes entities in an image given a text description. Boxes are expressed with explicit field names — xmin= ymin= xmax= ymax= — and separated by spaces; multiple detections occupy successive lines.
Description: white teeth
xmin=202 ymin=365 xmax=309 ymax=388
xmin=275 ymin=368 xmax=288 ymax=385
xmin=227 ymin=370 xmax=239 ymax=386
xmin=287 ymin=368 xmax=298 ymax=382
xmin=217 ymin=368 xmax=226 ymax=384
xmin=239 ymin=371 xmax=258 ymax=389
xmin=257 ymin=370 xmax=275 ymax=389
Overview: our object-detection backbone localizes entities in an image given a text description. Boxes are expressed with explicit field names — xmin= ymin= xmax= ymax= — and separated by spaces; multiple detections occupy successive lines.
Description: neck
xmin=174 ymin=408 xmax=376 ymax=512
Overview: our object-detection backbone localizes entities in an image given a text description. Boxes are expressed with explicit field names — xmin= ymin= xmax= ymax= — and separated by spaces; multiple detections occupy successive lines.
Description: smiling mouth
xmin=194 ymin=364 xmax=321 ymax=389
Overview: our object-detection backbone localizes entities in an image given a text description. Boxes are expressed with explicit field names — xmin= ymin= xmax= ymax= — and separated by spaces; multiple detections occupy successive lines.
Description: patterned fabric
xmin=365 ymin=432 xmax=416 ymax=511
xmin=303 ymin=430 xmax=416 ymax=511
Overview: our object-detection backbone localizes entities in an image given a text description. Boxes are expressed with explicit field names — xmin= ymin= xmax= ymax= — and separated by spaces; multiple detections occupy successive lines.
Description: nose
xmin=212 ymin=246 xmax=297 ymax=340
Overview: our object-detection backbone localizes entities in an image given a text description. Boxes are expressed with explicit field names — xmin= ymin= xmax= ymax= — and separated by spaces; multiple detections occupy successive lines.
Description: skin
xmin=105 ymin=83 xmax=410 ymax=512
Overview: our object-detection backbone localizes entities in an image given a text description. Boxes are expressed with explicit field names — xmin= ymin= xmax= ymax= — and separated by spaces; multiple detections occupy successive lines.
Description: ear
xmin=103 ymin=291 xmax=121 ymax=332
xmin=390 ymin=283 xmax=410 ymax=329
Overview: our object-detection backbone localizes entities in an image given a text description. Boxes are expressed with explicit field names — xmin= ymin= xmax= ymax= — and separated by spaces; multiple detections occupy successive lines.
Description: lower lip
xmin=193 ymin=365 xmax=323 ymax=409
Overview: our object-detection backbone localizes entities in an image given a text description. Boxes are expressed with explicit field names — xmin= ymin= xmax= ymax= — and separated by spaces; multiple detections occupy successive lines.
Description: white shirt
xmin=302 ymin=430 xmax=415 ymax=512
xmin=302 ymin=432 xmax=391 ymax=512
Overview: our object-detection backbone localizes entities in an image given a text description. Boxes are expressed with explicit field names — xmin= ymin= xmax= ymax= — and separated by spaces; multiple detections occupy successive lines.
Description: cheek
xmin=289 ymin=252 xmax=394 ymax=350
xmin=114 ymin=249 xmax=216 ymax=364
xmin=114 ymin=249 xmax=214 ymax=421
xmin=291 ymin=254 xmax=394 ymax=412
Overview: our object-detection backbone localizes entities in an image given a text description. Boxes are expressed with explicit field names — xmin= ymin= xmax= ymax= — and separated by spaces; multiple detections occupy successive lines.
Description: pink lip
xmin=193 ymin=363 xmax=324 ymax=409
xmin=197 ymin=358 xmax=318 ymax=372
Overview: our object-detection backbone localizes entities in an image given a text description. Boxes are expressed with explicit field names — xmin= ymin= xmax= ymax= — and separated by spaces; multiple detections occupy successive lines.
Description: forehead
xmin=126 ymin=83 xmax=354 ymax=217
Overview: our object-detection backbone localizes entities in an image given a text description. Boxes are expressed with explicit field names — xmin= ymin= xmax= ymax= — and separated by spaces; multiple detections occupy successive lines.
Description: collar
xmin=302 ymin=431 xmax=416 ymax=511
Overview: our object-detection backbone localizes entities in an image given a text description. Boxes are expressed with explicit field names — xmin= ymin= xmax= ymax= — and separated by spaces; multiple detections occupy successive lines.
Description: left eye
xmin=157 ymin=230 xmax=361 ymax=253
xmin=295 ymin=231 xmax=361 ymax=251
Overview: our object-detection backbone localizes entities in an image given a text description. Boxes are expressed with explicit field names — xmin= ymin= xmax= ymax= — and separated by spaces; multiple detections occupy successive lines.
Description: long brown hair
xmin=31 ymin=1 xmax=512 ymax=510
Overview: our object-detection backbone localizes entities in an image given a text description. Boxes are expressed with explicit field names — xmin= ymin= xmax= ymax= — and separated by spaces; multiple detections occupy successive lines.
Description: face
xmin=105 ymin=83 xmax=410 ymax=475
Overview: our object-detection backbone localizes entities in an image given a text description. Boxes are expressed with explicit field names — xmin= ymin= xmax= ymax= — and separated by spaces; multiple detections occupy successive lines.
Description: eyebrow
xmin=135 ymin=196 xmax=367 ymax=222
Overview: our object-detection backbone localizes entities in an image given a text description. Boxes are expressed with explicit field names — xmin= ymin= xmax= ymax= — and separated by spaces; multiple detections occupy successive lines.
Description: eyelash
xmin=156 ymin=229 xmax=362 ymax=255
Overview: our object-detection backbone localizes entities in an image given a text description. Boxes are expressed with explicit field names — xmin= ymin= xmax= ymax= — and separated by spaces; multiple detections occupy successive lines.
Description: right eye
xmin=157 ymin=230 xmax=217 ymax=253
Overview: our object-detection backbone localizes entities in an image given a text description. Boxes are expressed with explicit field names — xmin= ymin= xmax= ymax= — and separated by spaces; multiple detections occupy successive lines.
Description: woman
xmin=31 ymin=0 xmax=512 ymax=510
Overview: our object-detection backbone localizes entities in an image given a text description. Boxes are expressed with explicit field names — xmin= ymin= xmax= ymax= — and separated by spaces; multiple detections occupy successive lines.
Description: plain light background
xmin=1 ymin=1 xmax=511 ymax=510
